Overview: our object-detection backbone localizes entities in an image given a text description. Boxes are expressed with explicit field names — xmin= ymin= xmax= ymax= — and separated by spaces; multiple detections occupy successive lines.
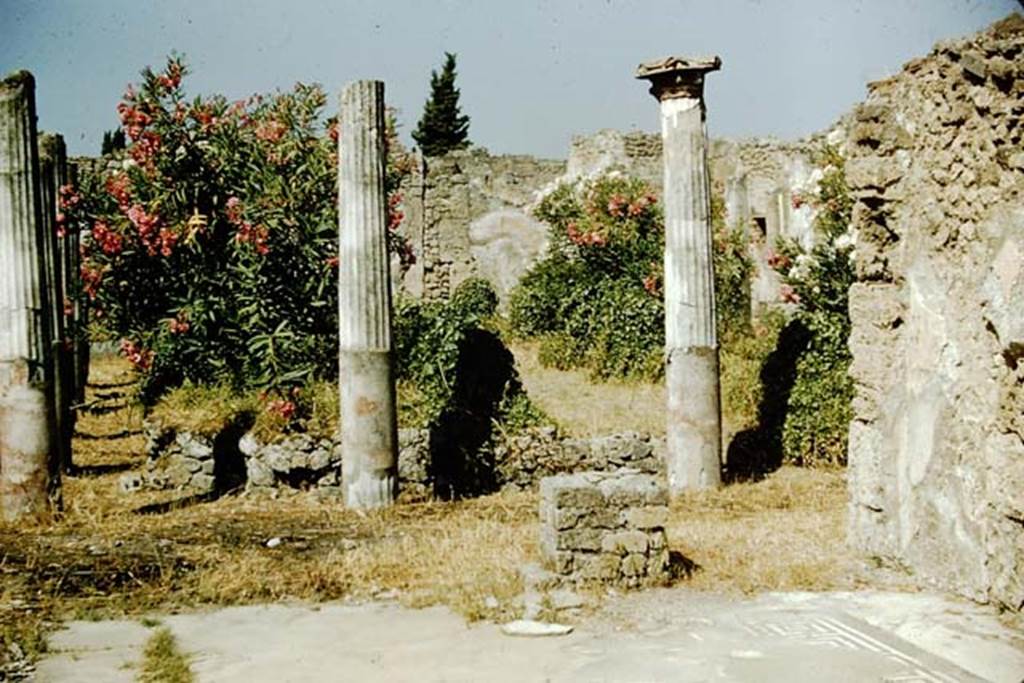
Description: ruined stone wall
xmin=134 ymin=420 xmax=665 ymax=501
xmin=397 ymin=149 xmax=565 ymax=302
xmin=709 ymin=138 xmax=818 ymax=311
xmin=565 ymin=129 xmax=663 ymax=188
xmin=398 ymin=134 xmax=815 ymax=309
xmin=846 ymin=15 xmax=1024 ymax=610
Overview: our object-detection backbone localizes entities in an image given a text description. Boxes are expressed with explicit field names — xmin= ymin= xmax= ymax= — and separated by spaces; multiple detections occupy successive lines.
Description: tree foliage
xmin=64 ymin=55 xmax=412 ymax=412
xmin=411 ymin=52 xmax=471 ymax=157
xmin=769 ymin=146 xmax=855 ymax=466
xmin=100 ymin=128 xmax=126 ymax=155
xmin=508 ymin=174 xmax=753 ymax=382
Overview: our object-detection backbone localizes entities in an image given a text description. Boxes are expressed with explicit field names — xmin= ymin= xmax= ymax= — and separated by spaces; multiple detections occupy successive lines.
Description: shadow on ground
xmin=430 ymin=329 xmax=516 ymax=500
xmin=725 ymin=320 xmax=810 ymax=483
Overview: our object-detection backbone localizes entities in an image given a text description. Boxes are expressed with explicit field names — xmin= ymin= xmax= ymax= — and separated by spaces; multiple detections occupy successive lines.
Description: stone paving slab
xmin=34 ymin=590 xmax=1024 ymax=682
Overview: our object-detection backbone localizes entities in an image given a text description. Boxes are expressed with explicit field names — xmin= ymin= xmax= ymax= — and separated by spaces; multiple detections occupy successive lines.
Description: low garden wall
xmin=128 ymin=420 xmax=665 ymax=500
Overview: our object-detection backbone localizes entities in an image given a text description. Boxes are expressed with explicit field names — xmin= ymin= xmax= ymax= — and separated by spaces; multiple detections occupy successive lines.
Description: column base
xmin=339 ymin=350 xmax=398 ymax=509
xmin=665 ymin=346 xmax=722 ymax=493
xmin=0 ymin=371 xmax=61 ymax=522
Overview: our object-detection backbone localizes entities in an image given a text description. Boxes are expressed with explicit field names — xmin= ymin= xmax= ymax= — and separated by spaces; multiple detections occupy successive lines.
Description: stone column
xmin=67 ymin=161 xmax=88 ymax=404
xmin=637 ymin=56 xmax=723 ymax=492
xmin=337 ymin=80 xmax=398 ymax=509
xmin=0 ymin=70 xmax=60 ymax=520
xmin=38 ymin=133 xmax=72 ymax=472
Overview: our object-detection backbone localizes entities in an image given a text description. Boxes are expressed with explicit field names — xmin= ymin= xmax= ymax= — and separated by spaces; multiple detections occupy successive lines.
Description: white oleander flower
xmin=833 ymin=227 xmax=857 ymax=251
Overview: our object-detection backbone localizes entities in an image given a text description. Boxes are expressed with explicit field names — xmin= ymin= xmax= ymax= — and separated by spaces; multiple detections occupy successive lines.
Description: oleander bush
xmin=64 ymin=55 xmax=401 ymax=409
xmin=509 ymin=173 xmax=753 ymax=382
xmin=65 ymin=56 xmax=538 ymax=440
xmin=769 ymin=146 xmax=855 ymax=466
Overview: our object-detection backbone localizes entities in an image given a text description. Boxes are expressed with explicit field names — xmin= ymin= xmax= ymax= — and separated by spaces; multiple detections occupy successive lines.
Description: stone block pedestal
xmin=539 ymin=470 xmax=671 ymax=588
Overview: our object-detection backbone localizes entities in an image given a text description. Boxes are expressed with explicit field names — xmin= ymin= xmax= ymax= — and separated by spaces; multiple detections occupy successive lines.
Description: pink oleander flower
xmin=780 ymin=283 xmax=801 ymax=304
xmin=255 ymin=119 xmax=287 ymax=143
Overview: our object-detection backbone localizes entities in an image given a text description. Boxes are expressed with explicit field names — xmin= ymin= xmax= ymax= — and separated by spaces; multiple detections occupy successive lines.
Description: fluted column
xmin=38 ymin=133 xmax=72 ymax=472
xmin=338 ymin=80 xmax=398 ymax=509
xmin=0 ymin=70 xmax=60 ymax=520
xmin=637 ymin=56 xmax=723 ymax=493
xmin=67 ymin=161 xmax=87 ymax=404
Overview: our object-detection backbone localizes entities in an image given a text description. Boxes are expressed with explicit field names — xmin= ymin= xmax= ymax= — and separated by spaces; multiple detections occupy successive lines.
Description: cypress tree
xmin=100 ymin=128 xmax=126 ymax=155
xmin=412 ymin=52 xmax=471 ymax=157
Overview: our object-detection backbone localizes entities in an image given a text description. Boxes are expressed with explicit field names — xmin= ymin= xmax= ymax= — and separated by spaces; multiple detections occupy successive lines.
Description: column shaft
xmin=338 ymin=80 xmax=398 ymax=509
xmin=661 ymin=96 xmax=722 ymax=491
xmin=0 ymin=71 xmax=60 ymax=520
xmin=638 ymin=56 xmax=723 ymax=493
xmin=39 ymin=133 xmax=72 ymax=472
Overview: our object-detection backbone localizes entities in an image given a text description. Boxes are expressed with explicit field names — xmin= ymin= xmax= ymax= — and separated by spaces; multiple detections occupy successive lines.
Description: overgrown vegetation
xmin=510 ymin=174 xmax=753 ymax=383
xmin=510 ymin=154 xmax=855 ymax=471
xmin=149 ymin=278 xmax=545 ymax=447
xmin=395 ymin=277 xmax=544 ymax=433
xmin=63 ymin=55 xmax=414 ymax=412
xmin=508 ymin=173 xmax=761 ymax=439
xmin=64 ymin=56 xmax=541 ymax=449
xmin=509 ymin=175 xmax=664 ymax=380
xmin=769 ymin=147 xmax=855 ymax=467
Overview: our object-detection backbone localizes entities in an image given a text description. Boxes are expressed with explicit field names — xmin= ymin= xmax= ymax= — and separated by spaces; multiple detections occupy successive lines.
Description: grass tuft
xmin=139 ymin=627 xmax=193 ymax=683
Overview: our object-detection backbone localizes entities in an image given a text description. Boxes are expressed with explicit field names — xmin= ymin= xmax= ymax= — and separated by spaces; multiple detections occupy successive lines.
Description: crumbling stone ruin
xmin=846 ymin=15 xmax=1024 ymax=610
xmin=393 ymin=132 xmax=814 ymax=311
xmin=133 ymin=421 xmax=664 ymax=500
xmin=539 ymin=470 xmax=670 ymax=587
xmin=398 ymin=149 xmax=563 ymax=303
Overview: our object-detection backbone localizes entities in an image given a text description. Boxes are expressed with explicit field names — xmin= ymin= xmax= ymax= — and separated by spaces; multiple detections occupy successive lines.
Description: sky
xmin=1 ymin=0 xmax=1018 ymax=158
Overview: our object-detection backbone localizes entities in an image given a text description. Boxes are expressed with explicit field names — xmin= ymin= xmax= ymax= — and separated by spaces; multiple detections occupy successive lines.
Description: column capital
xmin=635 ymin=55 xmax=721 ymax=101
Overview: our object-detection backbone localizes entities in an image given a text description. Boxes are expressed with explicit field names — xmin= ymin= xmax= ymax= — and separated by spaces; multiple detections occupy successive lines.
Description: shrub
xmin=154 ymin=279 xmax=544 ymax=444
xmin=769 ymin=146 xmax=855 ymax=466
xmin=63 ymin=55 xmax=413 ymax=414
xmin=720 ymin=309 xmax=787 ymax=435
xmin=507 ymin=254 xmax=597 ymax=339
xmin=395 ymin=278 xmax=542 ymax=432
xmin=713 ymin=195 xmax=754 ymax=343
xmin=509 ymin=173 xmax=753 ymax=383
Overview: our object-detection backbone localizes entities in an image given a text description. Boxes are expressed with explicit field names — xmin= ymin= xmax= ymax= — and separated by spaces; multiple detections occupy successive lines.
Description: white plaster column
xmin=0 ymin=70 xmax=60 ymax=520
xmin=637 ymin=56 xmax=723 ymax=493
xmin=338 ymin=80 xmax=398 ymax=509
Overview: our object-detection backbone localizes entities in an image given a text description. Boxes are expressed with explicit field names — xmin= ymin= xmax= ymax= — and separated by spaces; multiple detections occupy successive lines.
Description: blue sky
xmin=1 ymin=0 xmax=1017 ymax=158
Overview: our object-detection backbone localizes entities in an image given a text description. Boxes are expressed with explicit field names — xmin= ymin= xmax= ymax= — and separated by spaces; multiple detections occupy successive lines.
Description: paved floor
xmin=35 ymin=590 xmax=1024 ymax=682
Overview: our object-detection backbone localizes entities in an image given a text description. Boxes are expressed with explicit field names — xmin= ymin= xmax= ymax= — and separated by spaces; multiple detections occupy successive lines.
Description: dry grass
xmin=669 ymin=467 xmax=858 ymax=594
xmin=510 ymin=341 xmax=666 ymax=437
xmin=1 ymin=356 xmax=867 ymax=674
xmin=148 ymin=383 xmax=255 ymax=436
xmin=1 ymin=355 xmax=539 ymax=630
xmin=139 ymin=627 xmax=193 ymax=683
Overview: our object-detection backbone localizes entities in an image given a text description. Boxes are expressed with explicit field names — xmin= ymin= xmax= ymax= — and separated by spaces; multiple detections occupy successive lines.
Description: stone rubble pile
xmin=495 ymin=429 xmax=663 ymax=490
xmin=120 ymin=424 xmax=217 ymax=494
xmin=240 ymin=433 xmax=341 ymax=493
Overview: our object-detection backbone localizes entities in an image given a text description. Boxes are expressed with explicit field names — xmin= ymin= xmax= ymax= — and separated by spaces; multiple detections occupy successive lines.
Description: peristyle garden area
xmin=2 ymin=54 xmax=862 ymax=669
xmin=69 ymin=56 xmax=854 ymax=468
